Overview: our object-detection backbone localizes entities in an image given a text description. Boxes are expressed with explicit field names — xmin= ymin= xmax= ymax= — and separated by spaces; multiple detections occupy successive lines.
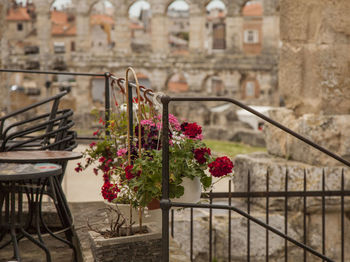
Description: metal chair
xmin=0 ymin=91 xmax=68 ymax=142
xmin=0 ymin=92 xmax=79 ymax=261
xmin=0 ymin=109 xmax=76 ymax=152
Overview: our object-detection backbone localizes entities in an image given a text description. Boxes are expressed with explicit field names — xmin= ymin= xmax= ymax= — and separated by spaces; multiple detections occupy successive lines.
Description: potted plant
xmin=75 ymin=105 xmax=234 ymax=261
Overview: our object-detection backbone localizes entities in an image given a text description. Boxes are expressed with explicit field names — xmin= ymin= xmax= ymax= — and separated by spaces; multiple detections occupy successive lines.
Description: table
xmin=0 ymin=162 xmax=62 ymax=262
xmin=0 ymin=150 xmax=82 ymax=261
xmin=0 ymin=150 xmax=82 ymax=163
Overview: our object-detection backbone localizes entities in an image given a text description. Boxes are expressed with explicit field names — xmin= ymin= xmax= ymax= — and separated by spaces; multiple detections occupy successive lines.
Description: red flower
xmin=93 ymin=129 xmax=100 ymax=136
xmin=208 ymin=156 xmax=234 ymax=177
xmin=99 ymin=117 xmax=105 ymax=125
xmin=125 ymin=165 xmax=141 ymax=180
xmin=101 ymin=181 xmax=120 ymax=202
xmin=74 ymin=163 xmax=83 ymax=172
xmin=93 ymin=168 xmax=98 ymax=175
xmin=99 ymin=156 xmax=106 ymax=163
xmin=194 ymin=147 xmax=211 ymax=164
xmin=89 ymin=142 xmax=96 ymax=148
xmin=181 ymin=122 xmax=202 ymax=138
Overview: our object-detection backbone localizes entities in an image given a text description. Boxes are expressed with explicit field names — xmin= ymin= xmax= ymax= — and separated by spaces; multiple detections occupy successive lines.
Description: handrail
xmin=161 ymin=96 xmax=350 ymax=168
xmin=0 ymin=69 xmax=105 ymax=77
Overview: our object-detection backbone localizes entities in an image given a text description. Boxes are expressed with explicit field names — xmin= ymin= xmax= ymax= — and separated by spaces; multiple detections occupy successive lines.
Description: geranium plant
xmin=76 ymin=106 xmax=234 ymax=234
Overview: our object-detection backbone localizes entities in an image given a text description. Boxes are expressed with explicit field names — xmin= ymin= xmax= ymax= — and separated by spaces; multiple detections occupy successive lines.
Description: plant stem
xmin=139 ymin=206 xmax=142 ymax=234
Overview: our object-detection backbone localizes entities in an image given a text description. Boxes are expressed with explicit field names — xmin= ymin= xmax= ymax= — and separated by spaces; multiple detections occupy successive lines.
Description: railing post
xmin=104 ymin=72 xmax=110 ymax=136
xmin=161 ymin=95 xmax=170 ymax=262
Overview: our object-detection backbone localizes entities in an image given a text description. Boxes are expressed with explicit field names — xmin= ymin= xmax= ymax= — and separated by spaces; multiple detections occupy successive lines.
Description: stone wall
xmin=1 ymin=0 xmax=280 ymax=126
xmin=279 ymin=0 xmax=350 ymax=116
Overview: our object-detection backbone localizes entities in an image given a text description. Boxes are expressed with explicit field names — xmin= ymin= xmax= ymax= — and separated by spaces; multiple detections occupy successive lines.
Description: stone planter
xmin=88 ymin=223 xmax=162 ymax=262
xmin=104 ymin=202 xmax=162 ymax=231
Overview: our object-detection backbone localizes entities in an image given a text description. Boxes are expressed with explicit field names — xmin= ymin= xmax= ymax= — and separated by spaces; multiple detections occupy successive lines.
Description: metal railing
xmin=159 ymin=96 xmax=350 ymax=262
xmin=2 ymin=69 xmax=349 ymax=261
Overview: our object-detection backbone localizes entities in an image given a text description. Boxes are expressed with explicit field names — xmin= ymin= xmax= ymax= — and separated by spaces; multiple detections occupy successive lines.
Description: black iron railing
xmin=1 ymin=69 xmax=349 ymax=261
xmin=159 ymin=95 xmax=350 ymax=262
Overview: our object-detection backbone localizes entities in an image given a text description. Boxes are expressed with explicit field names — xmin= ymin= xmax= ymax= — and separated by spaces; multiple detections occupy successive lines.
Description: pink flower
xmin=117 ymin=148 xmax=127 ymax=157
xmin=140 ymin=119 xmax=155 ymax=127
xmin=169 ymin=114 xmax=181 ymax=131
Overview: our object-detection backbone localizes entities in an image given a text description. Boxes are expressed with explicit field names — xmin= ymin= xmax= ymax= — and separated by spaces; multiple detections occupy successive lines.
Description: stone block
xmin=172 ymin=208 xmax=302 ymax=261
xmin=233 ymin=152 xmax=350 ymax=210
xmin=264 ymin=108 xmax=350 ymax=166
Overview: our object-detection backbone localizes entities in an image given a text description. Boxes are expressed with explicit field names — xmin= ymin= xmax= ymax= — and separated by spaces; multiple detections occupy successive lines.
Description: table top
xmin=0 ymin=163 xmax=62 ymax=181
xmin=0 ymin=150 xmax=82 ymax=163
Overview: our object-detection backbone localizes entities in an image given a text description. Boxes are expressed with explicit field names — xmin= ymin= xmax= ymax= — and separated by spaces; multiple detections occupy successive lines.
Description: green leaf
xmin=201 ymin=176 xmax=212 ymax=189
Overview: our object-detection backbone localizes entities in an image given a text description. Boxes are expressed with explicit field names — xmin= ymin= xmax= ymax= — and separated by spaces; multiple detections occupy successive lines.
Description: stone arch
xmin=166 ymin=0 xmax=190 ymax=54
xmin=240 ymin=0 xmax=263 ymax=16
xmin=165 ymin=0 xmax=190 ymax=14
xmin=88 ymin=0 xmax=116 ymax=53
xmin=87 ymin=0 xmax=116 ymax=15
xmin=166 ymin=72 xmax=189 ymax=93
xmin=50 ymin=0 xmax=73 ymax=10
xmin=204 ymin=0 xmax=227 ymax=51
xmin=128 ymin=0 xmax=152 ymax=53
xmin=201 ymin=74 xmax=226 ymax=96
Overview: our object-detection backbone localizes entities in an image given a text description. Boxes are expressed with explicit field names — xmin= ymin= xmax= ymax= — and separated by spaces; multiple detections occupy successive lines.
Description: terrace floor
xmin=0 ymin=201 xmax=189 ymax=262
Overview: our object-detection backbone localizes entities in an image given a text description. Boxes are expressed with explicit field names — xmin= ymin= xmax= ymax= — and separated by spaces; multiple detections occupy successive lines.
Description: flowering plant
xmin=76 ymin=110 xmax=234 ymax=208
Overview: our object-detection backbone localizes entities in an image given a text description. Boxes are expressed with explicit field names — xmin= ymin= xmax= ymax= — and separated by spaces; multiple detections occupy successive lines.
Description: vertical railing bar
xmin=322 ymin=169 xmax=325 ymax=260
xmin=171 ymin=209 xmax=174 ymax=238
xmin=209 ymin=190 xmax=213 ymax=262
xmin=104 ymin=72 xmax=110 ymax=136
xmin=161 ymin=97 xmax=170 ymax=262
xmin=341 ymin=169 xmax=344 ymax=262
xmin=285 ymin=169 xmax=288 ymax=262
xmin=266 ymin=169 xmax=269 ymax=262
xmin=190 ymin=207 xmax=193 ymax=262
xmin=229 ymin=180 xmax=232 ymax=262
xmin=303 ymin=169 xmax=307 ymax=262
xmin=247 ymin=170 xmax=251 ymax=262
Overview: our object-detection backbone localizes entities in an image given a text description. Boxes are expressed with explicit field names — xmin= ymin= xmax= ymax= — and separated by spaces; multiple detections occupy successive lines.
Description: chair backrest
xmin=1 ymin=109 xmax=75 ymax=152
xmin=0 ymin=91 xmax=68 ymax=140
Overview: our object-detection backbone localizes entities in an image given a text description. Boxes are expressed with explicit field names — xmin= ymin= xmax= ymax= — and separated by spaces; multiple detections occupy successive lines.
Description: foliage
xmin=76 ymin=107 xmax=234 ymax=209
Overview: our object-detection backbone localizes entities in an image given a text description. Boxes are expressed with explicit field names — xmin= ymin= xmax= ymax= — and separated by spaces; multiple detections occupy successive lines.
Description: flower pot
xmin=171 ymin=177 xmax=202 ymax=204
xmin=88 ymin=223 xmax=161 ymax=262
xmin=147 ymin=198 xmax=160 ymax=210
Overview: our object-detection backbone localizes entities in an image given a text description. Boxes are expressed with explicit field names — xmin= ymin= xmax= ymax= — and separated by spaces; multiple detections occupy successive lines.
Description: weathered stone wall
xmin=1 ymin=0 xmax=280 ymax=126
xmin=279 ymin=0 xmax=350 ymax=116
xmin=264 ymin=108 xmax=350 ymax=166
